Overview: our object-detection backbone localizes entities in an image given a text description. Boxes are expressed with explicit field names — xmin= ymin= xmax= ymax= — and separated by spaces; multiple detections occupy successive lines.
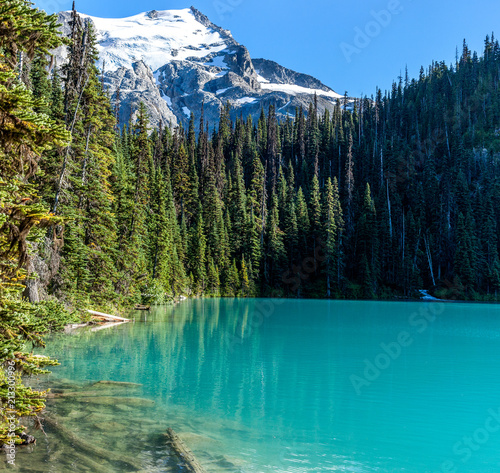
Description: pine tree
xmin=323 ymin=177 xmax=344 ymax=296
xmin=224 ymin=259 xmax=240 ymax=296
xmin=207 ymin=257 xmax=220 ymax=296
xmin=283 ymin=165 xmax=298 ymax=263
xmin=171 ymin=140 xmax=190 ymax=213
xmin=228 ymin=153 xmax=247 ymax=256
xmin=0 ymin=0 xmax=70 ymax=445
xmin=309 ymin=173 xmax=322 ymax=235
xmin=240 ymin=256 xmax=251 ymax=296
xmin=188 ymin=203 xmax=207 ymax=294
xmin=29 ymin=53 xmax=50 ymax=114
xmin=296 ymin=187 xmax=310 ymax=249
xmin=454 ymin=212 xmax=477 ymax=296
xmin=357 ymin=183 xmax=378 ymax=297
xmin=49 ymin=67 xmax=65 ymax=121
xmin=265 ymin=192 xmax=286 ymax=288
xmin=56 ymin=21 xmax=120 ymax=305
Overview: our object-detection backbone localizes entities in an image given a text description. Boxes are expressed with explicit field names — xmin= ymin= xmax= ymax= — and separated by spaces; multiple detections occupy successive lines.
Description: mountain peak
xmin=55 ymin=8 xmax=346 ymax=128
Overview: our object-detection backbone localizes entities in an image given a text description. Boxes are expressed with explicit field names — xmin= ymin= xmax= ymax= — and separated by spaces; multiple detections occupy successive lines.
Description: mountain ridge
xmin=55 ymin=7 xmax=349 ymax=128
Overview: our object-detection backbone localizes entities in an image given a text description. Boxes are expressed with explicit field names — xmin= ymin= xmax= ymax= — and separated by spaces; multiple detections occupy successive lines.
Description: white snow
xmin=78 ymin=9 xmax=229 ymax=72
xmin=235 ymin=97 xmax=257 ymax=105
xmin=182 ymin=106 xmax=191 ymax=117
xmin=216 ymin=87 xmax=232 ymax=95
xmin=258 ymin=81 xmax=342 ymax=99
xmin=256 ymin=73 xmax=270 ymax=84
xmin=153 ymin=70 xmax=161 ymax=84
xmin=204 ymin=55 xmax=228 ymax=69
xmin=278 ymin=100 xmax=292 ymax=111
xmin=205 ymin=70 xmax=228 ymax=79
xmin=163 ymin=95 xmax=172 ymax=107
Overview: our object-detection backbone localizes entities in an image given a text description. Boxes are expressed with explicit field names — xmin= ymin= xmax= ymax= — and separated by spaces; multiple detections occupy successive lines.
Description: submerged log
xmin=164 ymin=428 xmax=207 ymax=473
xmin=42 ymin=414 xmax=143 ymax=471
xmin=92 ymin=380 xmax=143 ymax=388
xmin=87 ymin=310 xmax=130 ymax=322
xmin=48 ymin=392 xmax=155 ymax=407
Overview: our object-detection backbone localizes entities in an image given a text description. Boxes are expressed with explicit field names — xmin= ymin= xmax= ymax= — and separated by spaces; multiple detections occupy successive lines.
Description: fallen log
xmin=91 ymin=321 xmax=128 ymax=332
xmin=164 ymin=428 xmax=207 ymax=473
xmin=87 ymin=310 xmax=130 ymax=322
xmin=42 ymin=414 xmax=143 ymax=471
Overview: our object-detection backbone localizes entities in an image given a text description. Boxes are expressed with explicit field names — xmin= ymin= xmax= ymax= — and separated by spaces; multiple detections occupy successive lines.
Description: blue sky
xmin=34 ymin=0 xmax=500 ymax=97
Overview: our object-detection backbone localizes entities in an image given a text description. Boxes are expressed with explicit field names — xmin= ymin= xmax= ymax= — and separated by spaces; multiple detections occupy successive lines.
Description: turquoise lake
xmin=23 ymin=298 xmax=500 ymax=472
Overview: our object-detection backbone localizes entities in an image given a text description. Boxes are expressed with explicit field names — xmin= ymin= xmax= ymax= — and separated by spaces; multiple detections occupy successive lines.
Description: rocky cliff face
xmin=55 ymin=7 xmax=349 ymax=129
xmin=104 ymin=61 xmax=178 ymax=129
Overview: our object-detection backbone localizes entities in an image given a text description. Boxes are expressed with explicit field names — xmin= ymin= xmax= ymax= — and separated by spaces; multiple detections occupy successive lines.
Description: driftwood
xmin=87 ymin=310 xmax=130 ymax=322
xmin=42 ymin=414 xmax=143 ymax=471
xmin=165 ymin=428 xmax=207 ymax=473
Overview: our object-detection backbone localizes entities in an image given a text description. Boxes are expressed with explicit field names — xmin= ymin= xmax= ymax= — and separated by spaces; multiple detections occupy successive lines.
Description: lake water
xmin=14 ymin=298 xmax=500 ymax=472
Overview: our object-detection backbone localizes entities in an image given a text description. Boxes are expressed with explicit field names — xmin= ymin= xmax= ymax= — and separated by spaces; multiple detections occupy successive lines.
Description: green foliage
xmin=0 ymin=0 xmax=73 ymax=445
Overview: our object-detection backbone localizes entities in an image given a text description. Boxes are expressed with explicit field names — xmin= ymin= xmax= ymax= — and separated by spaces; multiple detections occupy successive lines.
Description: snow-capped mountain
xmin=55 ymin=7 xmax=346 ymax=128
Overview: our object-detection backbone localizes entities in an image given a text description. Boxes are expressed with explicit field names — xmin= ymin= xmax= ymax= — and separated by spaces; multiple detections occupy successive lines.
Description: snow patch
xmin=256 ymin=73 xmax=270 ymax=84
xmin=163 ymin=95 xmax=172 ymax=107
xmin=259 ymin=81 xmax=342 ymax=99
xmin=278 ymin=100 xmax=291 ymax=111
xmin=235 ymin=97 xmax=257 ymax=105
xmin=78 ymin=9 xmax=229 ymax=72
xmin=182 ymin=106 xmax=191 ymax=117
xmin=216 ymin=87 xmax=232 ymax=95
xmin=204 ymin=55 xmax=228 ymax=69
xmin=153 ymin=70 xmax=161 ymax=84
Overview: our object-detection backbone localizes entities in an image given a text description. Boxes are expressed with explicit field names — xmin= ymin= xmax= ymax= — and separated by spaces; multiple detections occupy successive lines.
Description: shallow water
xmin=6 ymin=298 xmax=500 ymax=472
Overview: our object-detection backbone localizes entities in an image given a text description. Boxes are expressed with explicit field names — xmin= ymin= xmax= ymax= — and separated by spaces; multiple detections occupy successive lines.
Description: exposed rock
xmin=104 ymin=60 xmax=178 ymax=129
xmin=253 ymin=58 xmax=332 ymax=91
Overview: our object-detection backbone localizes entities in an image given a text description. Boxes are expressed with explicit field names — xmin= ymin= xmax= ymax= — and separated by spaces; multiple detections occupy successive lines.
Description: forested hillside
xmin=23 ymin=9 xmax=500 ymax=304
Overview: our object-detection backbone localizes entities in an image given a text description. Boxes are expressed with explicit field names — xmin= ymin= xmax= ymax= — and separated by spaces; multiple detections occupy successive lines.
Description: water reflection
xmin=12 ymin=298 xmax=500 ymax=472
